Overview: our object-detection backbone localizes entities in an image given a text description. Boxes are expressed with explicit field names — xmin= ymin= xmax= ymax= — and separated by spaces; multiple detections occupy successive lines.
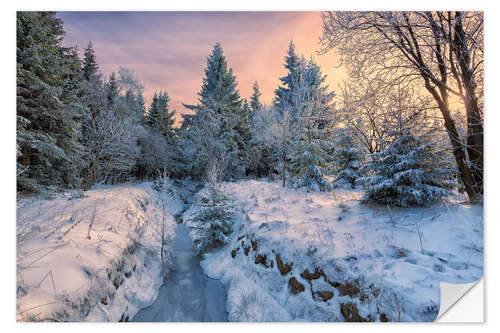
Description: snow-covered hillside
xmin=16 ymin=182 xmax=183 ymax=321
xmin=200 ymin=180 xmax=483 ymax=322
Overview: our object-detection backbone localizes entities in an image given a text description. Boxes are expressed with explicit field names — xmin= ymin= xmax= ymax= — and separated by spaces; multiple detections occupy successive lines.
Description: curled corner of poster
xmin=436 ymin=278 xmax=484 ymax=322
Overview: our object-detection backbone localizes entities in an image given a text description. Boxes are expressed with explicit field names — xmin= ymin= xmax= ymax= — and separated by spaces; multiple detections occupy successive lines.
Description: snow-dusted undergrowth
xmin=16 ymin=182 xmax=183 ymax=321
xmin=200 ymin=180 xmax=483 ymax=322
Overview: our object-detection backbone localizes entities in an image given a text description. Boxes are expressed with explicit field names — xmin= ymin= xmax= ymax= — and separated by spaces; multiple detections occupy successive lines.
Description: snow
xmin=16 ymin=182 xmax=183 ymax=321
xmin=200 ymin=180 xmax=483 ymax=322
xmin=16 ymin=179 xmax=484 ymax=322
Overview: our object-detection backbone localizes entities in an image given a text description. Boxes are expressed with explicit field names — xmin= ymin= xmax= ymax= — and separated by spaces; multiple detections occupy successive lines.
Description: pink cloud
xmin=59 ymin=11 xmax=346 ymax=123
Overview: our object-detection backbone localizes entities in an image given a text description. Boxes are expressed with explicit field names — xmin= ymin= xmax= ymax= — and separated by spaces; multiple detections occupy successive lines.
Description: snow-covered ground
xmin=16 ymin=182 xmax=183 ymax=321
xmin=200 ymin=180 xmax=483 ymax=322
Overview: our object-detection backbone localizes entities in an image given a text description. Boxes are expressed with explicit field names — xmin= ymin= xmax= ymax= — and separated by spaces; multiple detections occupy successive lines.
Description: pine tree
xmin=148 ymin=91 xmax=176 ymax=139
xmin=182 ymin=43 xmax=245 ymax=180
xmin=80 ymin=41 xmax=105 ymax=126
xmin=157 ymin=91 xmax=176 ymax=140
xmin=250 ymin=81 xmax=263 ymax=113
xmin=17 ymin=11 xmax=86 ymax=192
xmin=360 ymin=134 xmax=455 ymax=207
xmin=239 ymin=99 xmax=256 ymax=175
xmin=186 ymin=182 xmax=236 ymax=255
xmin=106 ymin=72 xmax=119 ymax=107
xmin=274 ymin=40 xmax=302 ymax=117
xmin=137 ymin=91 xmax=146 ymax=117
xmin=288 ymin=58 xmax=335 ymax=191
xmin=82 ymin=41 xmax=99 ymax=81
xmin=290 ymin=138 xmax=332 ymax=191
xmin=147 ymin=92 xmax=159 ymax=125
xmin=332 ymin=129 xmax=364 ymax=189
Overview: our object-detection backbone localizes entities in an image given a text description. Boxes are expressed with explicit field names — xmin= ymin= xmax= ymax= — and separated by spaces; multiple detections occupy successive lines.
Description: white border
xmin=2 ymin=1 xmax=497 ymax=332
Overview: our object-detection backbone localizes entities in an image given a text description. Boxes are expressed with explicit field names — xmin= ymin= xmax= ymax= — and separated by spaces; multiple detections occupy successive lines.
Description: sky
xmin=58 ymin=11 xmax=347 ymax=123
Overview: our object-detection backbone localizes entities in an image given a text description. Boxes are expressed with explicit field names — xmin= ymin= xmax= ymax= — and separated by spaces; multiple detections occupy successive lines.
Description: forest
xmin=17 ymin=11 xmax=483 ymax=205
xmin=16 ymin=11 xmax=483 ymax=322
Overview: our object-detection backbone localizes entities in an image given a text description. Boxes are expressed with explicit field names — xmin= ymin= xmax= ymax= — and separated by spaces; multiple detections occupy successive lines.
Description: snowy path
xmin=132 ymin=188 xmax=228 ymax=322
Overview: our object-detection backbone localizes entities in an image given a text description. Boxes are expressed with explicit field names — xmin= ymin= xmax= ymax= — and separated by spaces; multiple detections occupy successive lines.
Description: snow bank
xmin=16 ymin=182 xmax=183 ymax=321
xmin=200 ymin=180 xmax=483 ymax=322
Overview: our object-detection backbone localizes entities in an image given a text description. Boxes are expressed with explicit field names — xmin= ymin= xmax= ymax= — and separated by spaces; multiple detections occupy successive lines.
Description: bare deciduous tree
xmin=82 ymin=107 xmax=139 ymax=188
xmin=335 ymin=79 xmax=436 ymax=153
xmin=320 ymin=11 xmax=483 ymax=201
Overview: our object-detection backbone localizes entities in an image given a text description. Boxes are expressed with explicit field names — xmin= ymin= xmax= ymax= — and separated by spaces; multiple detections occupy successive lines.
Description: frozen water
xmin=132 ymin=223 xmax=228 ymax=322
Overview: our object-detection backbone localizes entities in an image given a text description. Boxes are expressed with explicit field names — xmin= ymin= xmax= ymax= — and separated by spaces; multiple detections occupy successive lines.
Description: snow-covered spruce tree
xmin=240 ymin=98 xmax=259 ymax=176
xmin=274 ymin=40 xmax=303 ymax=120
xmin=181 ymin=43 xmax=247 ymax=181
xmin=147 ymin=90 xmax=176 ymax=140
xmin=250 ymin=81 xmax=263 ymax=114
xmin=332 ymin=129 xmax=364 ymax=189
xmin=17 ymin=12 xmax=86 ymax=192
xmin=186 ymin=173 xmax=236 ymax=255
xmin=288 ymin=58 xmax=335 ymax=191
xmin=136 ymin=91 xmax=146 ymax=116
xmin=82 ymin=41 xmax=98 ymax=81
xmin=106 ymin=72 xmax=119 ymax=107
xmin=246 ymin=86 xmax=272 ymax=178
xmin=147 ymin=92 xmax=160 ymax=125
xmin=158 ymin=92 xmax=176 ymax=141
xmin=271 ymin=42 xmax=335 ymax=189
xmin=262 ymin=105 xmax=293 ymax=187
xmin=177 ymin=105 xmax=225 ymax=180
xmin=359 ymin=134 xmax=455 ymax=207
xmin=79 ymin=41 xmax=106 ymax=188
xmin=270 ymin=41 xmax=304 ymax=187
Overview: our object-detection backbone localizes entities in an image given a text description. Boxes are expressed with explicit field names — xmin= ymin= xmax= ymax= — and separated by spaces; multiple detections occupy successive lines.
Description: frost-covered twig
xmin=59 ymin=213 xmax=81 ymax=239
xmin=20 ymin=247 xmax=59 ymax=270
xmin=17 ymin=301 xmax=63 ymax=316
xmin=87 ymin=204 xmax=97 ymax=240
xmin=36 ymin=270 xmax=57 ymax=295
xmin=415 ymin=221 xmax=424 ymax=255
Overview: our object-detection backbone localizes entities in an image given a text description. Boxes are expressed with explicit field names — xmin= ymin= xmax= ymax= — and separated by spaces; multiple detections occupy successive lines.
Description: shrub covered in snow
xmin=332 ymin=130 xmax=364 ymax=189
xmin=152 ymin=175 xmax=177 ymax=199
xmin=186 ymin=183 xmax=236 ymax=255
xmin=359 ymin=134 xmax=455 ymax=207
xmin=290 ymin=139 xmax=332 ymax=192
xmin=292 ymin=168 xmax=332 ymax=192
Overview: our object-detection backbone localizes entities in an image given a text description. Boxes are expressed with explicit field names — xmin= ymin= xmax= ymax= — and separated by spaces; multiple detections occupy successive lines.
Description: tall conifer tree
xmin=288 ymin=58 xmax=335 ymax=191
xmin=82 ymin=41 xmax=99 ymax=81
xmin=274 ymin=40 xmax=302 ymax=115
xmin=181 ymin=43 xmax=245 ymax=180
xmin=250 ymin=81 xmax=263 ymax=113
xmin=17 ymin=11 xmax=86 ymax=192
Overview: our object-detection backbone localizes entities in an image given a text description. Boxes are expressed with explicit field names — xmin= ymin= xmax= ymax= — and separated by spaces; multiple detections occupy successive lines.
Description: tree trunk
xmin=453 ymin=11 xmax=484 ymax=194
xmin=425 ymin=82 xmax=477 ymax=200
xmin=268 ymin=148 xmax=274 ymax=182
xmin=281 ymin=151 xmax=286 ymax=187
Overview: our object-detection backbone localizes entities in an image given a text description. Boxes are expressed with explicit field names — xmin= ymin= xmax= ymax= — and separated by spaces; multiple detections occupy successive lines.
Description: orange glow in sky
xmin=59 ymin=12 xmax=347 ymax=123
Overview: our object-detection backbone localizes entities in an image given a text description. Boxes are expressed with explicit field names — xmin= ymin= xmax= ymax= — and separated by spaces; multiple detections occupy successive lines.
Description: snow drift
xmin=199 ymin=180 xmax=483 ymax=322
xmin=16 ymin=182 xmax=183 ymax=321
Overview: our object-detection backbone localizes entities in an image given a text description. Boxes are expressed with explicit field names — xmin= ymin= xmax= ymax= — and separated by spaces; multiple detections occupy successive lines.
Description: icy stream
xmin=132 ymin=190 xmax=228 ymax=322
